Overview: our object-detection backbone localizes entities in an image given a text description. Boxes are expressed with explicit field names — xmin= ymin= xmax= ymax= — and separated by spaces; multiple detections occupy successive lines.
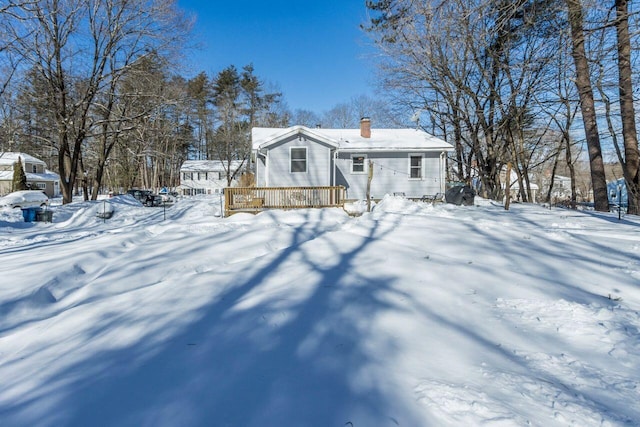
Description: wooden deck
xmin=224 ymin=186 xmax=346 ymax=216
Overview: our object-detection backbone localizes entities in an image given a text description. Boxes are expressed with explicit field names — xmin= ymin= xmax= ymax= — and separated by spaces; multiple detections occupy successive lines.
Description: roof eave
xmin=337 ymin=147 xmax=454 ymax=152
xmin=255 ymin=126 xmax=339 ymax=151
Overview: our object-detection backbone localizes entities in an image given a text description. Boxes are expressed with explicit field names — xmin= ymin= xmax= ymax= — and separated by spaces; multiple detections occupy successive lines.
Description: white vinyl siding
xmin=335 ymin=151 xmax=443 ymax=199
xmin=263 ymin=136 xmax=333 ymax=187
xmin=179 ymin=160 xmax=242 ymax=196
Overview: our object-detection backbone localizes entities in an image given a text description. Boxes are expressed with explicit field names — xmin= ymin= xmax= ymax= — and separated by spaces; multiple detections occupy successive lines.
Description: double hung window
xmin=351 ymin=155 xmax=366 ymax=174
xmin=290 ymin=147 xmax=307 ymax=173
xmin=409 ymin=155 xmax=423 ymax=179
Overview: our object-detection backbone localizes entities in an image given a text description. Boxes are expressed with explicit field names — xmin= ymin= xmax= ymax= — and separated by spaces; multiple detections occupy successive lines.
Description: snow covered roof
xmin=0 ymin=153 xmax=58 ymax=183
xmin=180 ymin=160 xmax=245 ymax=172
xmin=0 ymin=170 xmax=60 ymax=182
xmin=252 ymin=126 xmax=339 ymax=151
xmin=252 ymin=125 xmax=453 ymax=152
xmin=0 ymin=152 xmax=47 ymax=166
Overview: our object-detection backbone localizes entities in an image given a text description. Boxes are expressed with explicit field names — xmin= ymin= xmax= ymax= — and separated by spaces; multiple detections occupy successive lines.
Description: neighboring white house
xmin=252 ymin=118 xmax=454 ymax=200
xmin=504 ymin=179 xmax=539 ymax=203
xmin=0 ymin=152 xmax=60 ymax=197
xmin=179 ymin=160 xmax=244 ymax=196
xmin=549 ymin=175 xmax=572 ymax=201
xmin=500 ymin=168 xmax=539 ymax=203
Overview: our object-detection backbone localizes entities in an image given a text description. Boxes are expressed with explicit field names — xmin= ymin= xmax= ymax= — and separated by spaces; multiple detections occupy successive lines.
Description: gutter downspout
xmin=264 ymin=149 xmax=269 ymax=187
xmin=257 ymin=147 xmax=268 ymax=187
xmin=333 ymin=149 xmax=337 ymax=187
xmin=440 ymin=151 xmax=446 ymax=193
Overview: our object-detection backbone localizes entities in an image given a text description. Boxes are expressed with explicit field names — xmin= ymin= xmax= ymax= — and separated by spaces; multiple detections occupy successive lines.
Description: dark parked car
xmin=127 ymin=189 xmax=161 ymax=207
xmin=445 ymin=185 xmax=476 ymax=206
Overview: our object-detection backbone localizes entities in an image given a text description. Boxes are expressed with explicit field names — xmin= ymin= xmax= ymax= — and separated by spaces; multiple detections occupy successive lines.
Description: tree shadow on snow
xmin=1 ymin=209 xmax=426 ymax=427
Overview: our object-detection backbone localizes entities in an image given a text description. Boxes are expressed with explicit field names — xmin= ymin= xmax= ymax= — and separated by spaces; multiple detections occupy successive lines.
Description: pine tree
xmin=12 ymin=157 xmax=28 ymax=191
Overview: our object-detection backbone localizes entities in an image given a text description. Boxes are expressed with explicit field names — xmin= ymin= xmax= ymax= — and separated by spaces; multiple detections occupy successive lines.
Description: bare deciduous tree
xmin=364 ymin=0 xmax=558 ymax=201
xmin=2 ymin=0 xmax=190 ymax=203
xmin=564 ymin=0 xmax=609 ymax=211
xmin=614 ymin=0 xmax=639 ymax=215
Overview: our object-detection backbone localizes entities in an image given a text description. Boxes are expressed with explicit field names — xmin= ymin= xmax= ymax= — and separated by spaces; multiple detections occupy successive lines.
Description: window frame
xmin=351 ymin=154 xmax=367 ymax=174
xmin=408 ymin=153 xmax=424 ymax=180
xmin=290 ymin=147 xmax=308 ymax=173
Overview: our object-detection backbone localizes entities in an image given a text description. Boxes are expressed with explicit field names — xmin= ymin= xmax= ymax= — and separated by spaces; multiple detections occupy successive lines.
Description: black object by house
xmin=445 ymin=185 xmax=476 ymax=206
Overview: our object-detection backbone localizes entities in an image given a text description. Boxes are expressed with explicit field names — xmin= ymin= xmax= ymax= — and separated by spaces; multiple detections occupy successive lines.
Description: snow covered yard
xmin=0 ymin=195 xmax=639 ymax=427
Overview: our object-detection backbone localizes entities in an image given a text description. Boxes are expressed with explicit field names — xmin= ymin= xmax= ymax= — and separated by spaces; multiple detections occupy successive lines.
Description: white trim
xmin=327 ymin=149 xmax=333 ymax=185
xmin=337 ymin=148 xmax=445 ymax=153
xmin=332 ymin=150 xmax=337 ymax=186
xmin=265 ymin=151 xmax=269 ymax=186
xmin=440 ymin=151 xmax=446 ymax=193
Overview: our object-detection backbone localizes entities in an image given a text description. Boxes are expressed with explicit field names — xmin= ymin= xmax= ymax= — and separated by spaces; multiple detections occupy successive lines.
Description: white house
xmin=500 ymin=167 xmax=539 ymax=203
xmin=549 ymin=175 xmax=572 ymax=201
xmin=0 ymin=152 xmax=60 ymax=197
xmin=252 ymin=118 xmax=454 ymax=200
xmin=179 ymin=160 xmax=244 ymax=196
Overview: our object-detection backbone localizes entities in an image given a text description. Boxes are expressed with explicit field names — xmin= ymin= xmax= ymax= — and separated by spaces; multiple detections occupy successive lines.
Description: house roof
xmin=252 ymin=125 xmax=454 ymax=152
xmin=0 ymin=152 xmax=58 ymax=182
xmin=180 ymin=160 xmax=245 ymax=172
xmin=0 ymin=170 xmax=60 ymax=182
xmin=252 ymin=126 xmax=340 ymax=151
xmin=0 ymin=152 xmax=47 ymax=166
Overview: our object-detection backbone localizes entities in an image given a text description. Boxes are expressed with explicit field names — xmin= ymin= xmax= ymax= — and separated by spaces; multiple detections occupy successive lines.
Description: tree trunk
xmin=615 ymin=0 xmax=640 ymax=215
xmin=505 ymin=162 xmax=512 ymax=210
xmin=565 ymin=0 xmax=609 ymax=211
xmin=546 ymin=144 xmax=561 ymax=204
xmin=565 ymin=133 xmax=578 ymax=209
xmin=79 ymin=153 xmax=89 ymax=201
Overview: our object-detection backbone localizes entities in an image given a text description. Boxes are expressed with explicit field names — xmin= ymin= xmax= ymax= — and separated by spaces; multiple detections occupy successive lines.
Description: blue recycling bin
xmin=21 ymin=207 xmax=38 ymax=222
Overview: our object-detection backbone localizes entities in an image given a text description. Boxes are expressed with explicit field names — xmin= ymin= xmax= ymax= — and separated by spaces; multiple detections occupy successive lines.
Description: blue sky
xmin=177 ymin=0 xmax=377 ymax=114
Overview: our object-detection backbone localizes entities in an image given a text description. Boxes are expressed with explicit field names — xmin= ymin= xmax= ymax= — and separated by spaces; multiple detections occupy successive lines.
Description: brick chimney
xmin=360 ymin=117 xmax=371 ymax=138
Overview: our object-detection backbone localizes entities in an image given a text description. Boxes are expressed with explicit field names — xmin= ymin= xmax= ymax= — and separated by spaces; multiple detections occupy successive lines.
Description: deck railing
xmin=224 ymin=186 xmax=346 ymax=215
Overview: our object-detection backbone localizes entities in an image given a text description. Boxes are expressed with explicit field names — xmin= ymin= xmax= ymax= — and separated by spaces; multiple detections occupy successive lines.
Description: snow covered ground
xmin=0 ymin=195 xmax=639 ymax=427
